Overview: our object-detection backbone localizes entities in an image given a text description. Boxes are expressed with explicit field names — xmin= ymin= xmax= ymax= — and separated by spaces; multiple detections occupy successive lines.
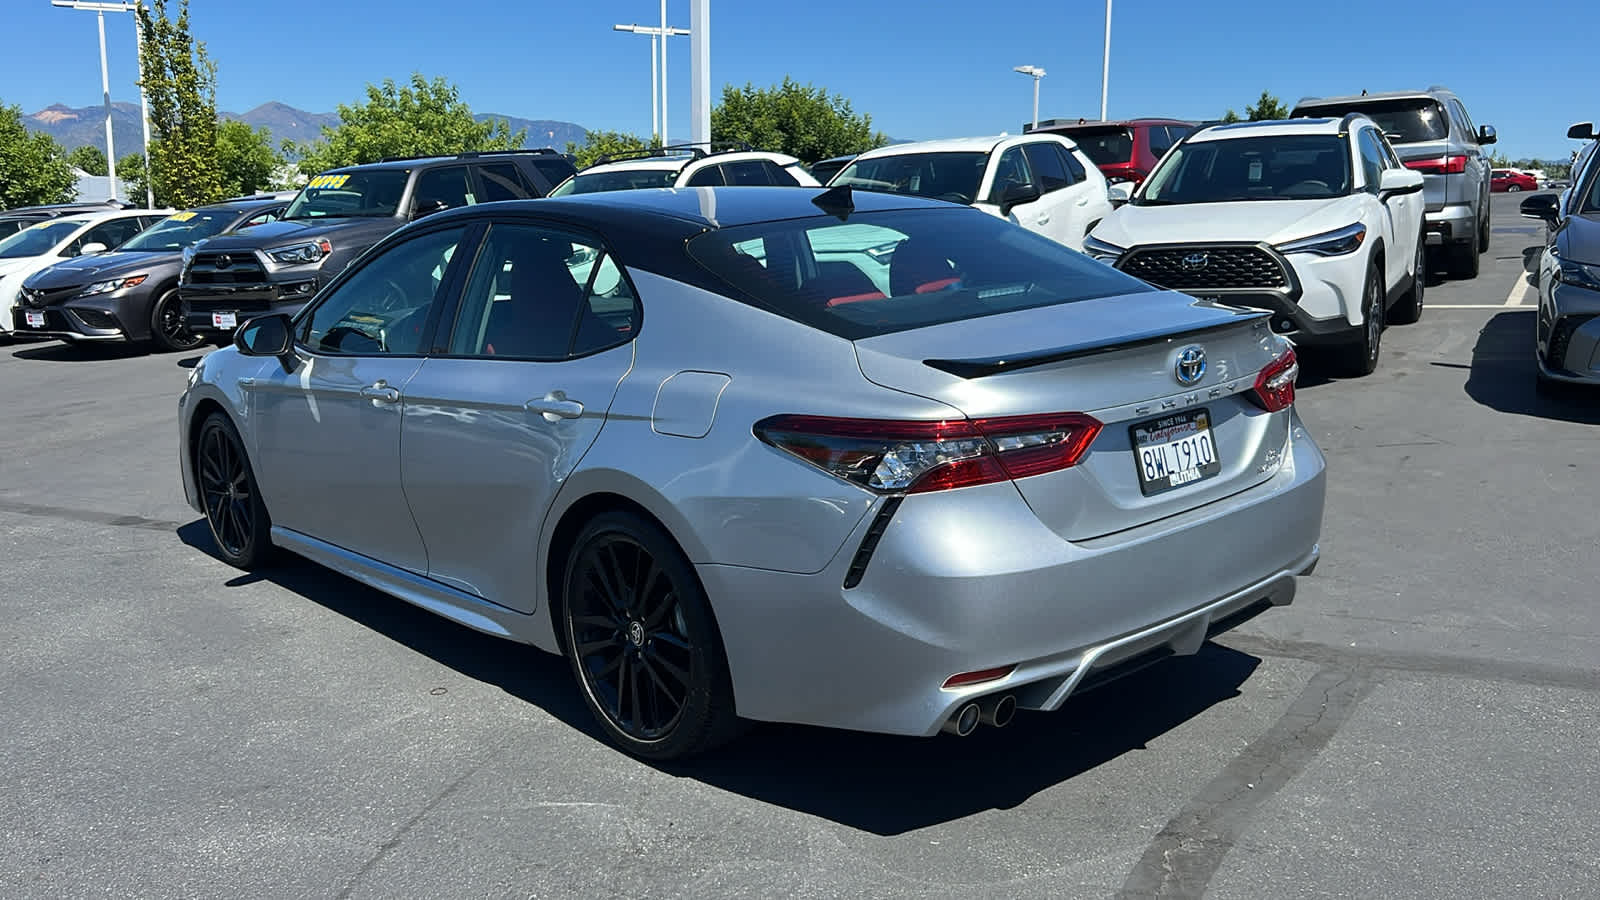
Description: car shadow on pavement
xmin=1457 ymin=310 xmax=1600 ymax=424
xmin=13 ymin=341 xmax=149 ymax=362
xmin=179 ymin=520 xmax=1263 ymax=835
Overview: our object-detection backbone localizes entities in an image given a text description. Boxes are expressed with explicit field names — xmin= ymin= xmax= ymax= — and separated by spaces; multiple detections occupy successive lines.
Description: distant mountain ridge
xmin=23 ymin=101 xmax=588 ymax=158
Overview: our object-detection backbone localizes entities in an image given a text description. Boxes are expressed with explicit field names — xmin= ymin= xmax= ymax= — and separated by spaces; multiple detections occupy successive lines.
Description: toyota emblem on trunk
xmin=1175 ymin=346 xmax=1207 ymax=385
xmin=1181 ymin=251 xmax=1210 ymax=271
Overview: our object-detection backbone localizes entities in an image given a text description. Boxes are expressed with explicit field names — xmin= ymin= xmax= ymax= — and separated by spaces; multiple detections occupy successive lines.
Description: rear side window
xmin=528 ymin=157 xmax=578 ymax=193
xmin=684 ymin=207 xmax=1155 ymax=340
xmin=1058 ymin=146 xmax=1088 ymax=182
xmin=1300 ymin=99 xmax=1449 ymax=143
xmin=477 ymin=163 xmax=536 ymax=202
xmin=1147 ymin=125 xmax=1174 ymax=157
xmin=412 ymin=166 xmax=475 ymax=215
xmin=685 ymin=165 xmax=725 ymax=186
xmin=722 ymin=161 xmax=775 ymax=185
xmin=1061 ymin=127 xmax=1134 ymax=166
xmin=763 ymin=161 xmax=801 ymax=186
xmin=1023 ymin=143 xmax=1070 ymax=192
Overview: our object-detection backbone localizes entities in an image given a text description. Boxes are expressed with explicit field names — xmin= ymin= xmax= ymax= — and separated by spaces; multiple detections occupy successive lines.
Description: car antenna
xmin=811 ymin=184 xmax=854 ymax=220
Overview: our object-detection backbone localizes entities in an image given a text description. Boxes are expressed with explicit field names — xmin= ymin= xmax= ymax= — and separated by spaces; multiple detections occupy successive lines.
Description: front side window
xmin=283 ymin=169 xmax=410 ymax=219
xmin=67 ymin=217 xmax=147 ymax=255
xmin=685 ymin=206 xmax=1155 ymax=340
xmin=1137 ymin=135 xmax=1353 ymax=204
xmin=986 ymin=147 xmax=1035 ymax=204
xmin=119 ymin=210 xmax=236 ymax=252
xmin=446 ymin=223 xmax=635 ymax=359
xmin=721 ymin=161 xmax=775 ymax=185
xmin=1357 ymin=130 xmax=1385 ymax=193
xmin=411 ymin=166 xmax=475 ymax=215
xmin=0 ymin=219 xmax=88 ymax=258
xmin=300 ymin=226 xmax=466 ymax=355
xmin=831 ymin=152 xmax=988 ymax=205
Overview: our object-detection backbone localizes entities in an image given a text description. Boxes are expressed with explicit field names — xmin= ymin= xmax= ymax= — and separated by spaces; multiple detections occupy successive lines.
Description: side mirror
xmin=1520 ymin=193 xmax=1561 ymax=228
xmin=998 ymin=182 xmax=1041 ymax=216
xmin=233 ymin=313 xmax=294 ymax=358
xmin=1107 ymin=183 xmax=1132 ymax=207
xmin=78 ymin=242 xmax=108 ymax=255
xmin=1377 ymin=168 xmax=1425 ymax=200
xmin=1567 ymin=122 xmax=1594 ymax=141
xmin=1478 ymin=125 xmax=1497 ymax=146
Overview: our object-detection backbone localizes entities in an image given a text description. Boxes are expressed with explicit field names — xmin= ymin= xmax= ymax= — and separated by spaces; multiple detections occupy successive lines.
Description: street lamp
xmin=1013 ymin=65 xmax=1046 ymax=131
xmin=613 ymin=22 xmax=689 ymax=143
xmin=50 ymin=0 xmax=152 ymax=206
xmin=1100 ymin=0 xmax=1112 ymax=121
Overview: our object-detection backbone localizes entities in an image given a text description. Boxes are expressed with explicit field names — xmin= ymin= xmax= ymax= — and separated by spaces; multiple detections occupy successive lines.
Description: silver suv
xmin=1292 ymin=86 xmax=1496 ymax=279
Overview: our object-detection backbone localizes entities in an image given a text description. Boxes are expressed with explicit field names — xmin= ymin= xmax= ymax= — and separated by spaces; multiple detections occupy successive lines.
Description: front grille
xmin=184 ymin=296 xmax=274 ymax=314
xmin=1547 ymin=314 xmax=1596 ymax=371
xmin=187 ymin=250 xmax=266 ymax=285
xmin=1120 ymin=245 xmax=1289 ymax=291
xmin=21 ymin=285 xmax=81 ymax=309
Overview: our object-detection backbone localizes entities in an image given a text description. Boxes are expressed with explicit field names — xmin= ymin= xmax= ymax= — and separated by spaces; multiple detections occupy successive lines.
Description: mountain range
xmin=23 ymin=101 xmax=588 ymax=160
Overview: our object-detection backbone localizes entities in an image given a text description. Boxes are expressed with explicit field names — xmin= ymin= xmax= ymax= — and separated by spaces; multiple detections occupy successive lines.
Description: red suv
xmin=1490 ymin=169 xmax=1538 ymax=193
xmin=1025 ymin=117 xmax=1197 ymax=187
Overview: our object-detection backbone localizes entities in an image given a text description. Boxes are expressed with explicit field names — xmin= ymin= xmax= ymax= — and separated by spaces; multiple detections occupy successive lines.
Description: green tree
xmin=1220 ymin=109 xmax=1242 ymax=124
xmin=711 ymin=77 xmax=889 ymax=163
xmin=1245 ymin=91 xmax=1289 ymax=122
xmin=67 ymin=144 xmax=108 ymax=176
xmin=0 ymin=101 xmax=76 ymax=207
xmin=565 ymin=129 xmax=652 ymax=169
xmin=117 ymin=152 xmax=152 ymax=205
xmin=293 ymin=74 xmax=526 ymax=174
xmin=136 ymin=0 xmax=224 ymax=207
xmin=215 ymin=119 xmax=279 ymax=196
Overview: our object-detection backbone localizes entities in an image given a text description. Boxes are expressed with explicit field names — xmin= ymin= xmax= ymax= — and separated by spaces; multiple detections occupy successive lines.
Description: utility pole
xmin=1100 ymin=0 xmax=1112 ymax=121
xmin=51 ymin=1 xmax=152 ymax=205
xmin=690 ymin=0 xmax=709 ymax=150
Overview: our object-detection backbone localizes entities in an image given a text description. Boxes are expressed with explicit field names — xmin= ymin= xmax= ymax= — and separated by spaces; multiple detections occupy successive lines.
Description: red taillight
xmin=1251 ymin=347 xmax=1299 ymax=412
xmin=942 ymin=665 xmax=1016 ymax=689
xmin=753 ymin=411 xmax=1103 ymax=494
xmin=1403 ymin=155 xmax=1467 ymax=175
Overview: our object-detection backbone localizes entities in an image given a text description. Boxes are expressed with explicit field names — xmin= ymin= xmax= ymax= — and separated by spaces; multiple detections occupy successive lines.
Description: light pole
xmin=690 ymin=0 xmax=709 ymax=152
xmin=1100 ymin=0 xmax=1112 ymax=121
xmin=613 ymin=22 xmax=689 ymax=142
xmin=1013 ymin=65 xmax=1045 ymax=131
xmin=51 ymin=0 xmax=151 ymax=206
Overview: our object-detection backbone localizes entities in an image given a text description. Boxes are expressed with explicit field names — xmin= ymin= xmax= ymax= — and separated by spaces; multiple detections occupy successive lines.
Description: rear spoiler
xmin=924 ymin=309 xmax=1271 ymax=378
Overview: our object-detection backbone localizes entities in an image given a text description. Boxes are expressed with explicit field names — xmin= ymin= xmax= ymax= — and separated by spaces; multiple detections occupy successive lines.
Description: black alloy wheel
xmin=196 ymin=412 xmax=272 ymax=569
xmin=1342 ymin=261 xmax=1385 ymax=377
xmin=1390 ymin=231 xmax=1426 ymax=325
xmin=152 ymin=289 xmax=204 ymax=352
xmin=562 ymin=511 xmax=739 ymax=760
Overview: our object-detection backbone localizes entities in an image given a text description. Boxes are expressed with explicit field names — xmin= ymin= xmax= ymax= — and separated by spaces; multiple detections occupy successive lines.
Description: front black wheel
xmin=1341 ymin=261 xmax=1384 ymax=377
xmin=562 ymin=511 xmax=739 ymax=760
xmin=195 ymin=412 xmax=273 ymax=569
xmin=151 ymin=289 xmax=204 ymax=352
xmin=1389 ymin=233 xmax=1426 ymax=326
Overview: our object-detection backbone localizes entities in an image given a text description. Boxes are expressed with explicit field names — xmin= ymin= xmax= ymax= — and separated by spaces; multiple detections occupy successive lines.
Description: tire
xmin=1389 ymin=231 xmax=1426 ymax=325
xmin=1448 ymin=237 xmax=1480 ymax=279
xmin=561 ymin=510 xmax=741 ymax=761
xmin=1341 ymin=260 xmax=1384 ymax=377
xmin=1507 ymin=185 xmax=1522 ymax=193
xmin=1478 ymin=203 xmax=1491 ymax=254
xmin=150 ymin=288 xmax=205 ymax=352
xmin=195 ymin=412 xmax=274 ymax=569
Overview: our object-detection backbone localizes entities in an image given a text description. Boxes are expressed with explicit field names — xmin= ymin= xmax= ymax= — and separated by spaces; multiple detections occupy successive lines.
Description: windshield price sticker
xmin=307 ymin=174 xmax=351 ymax=190
xmin=170 ymin=211 xmax=197 ymax=221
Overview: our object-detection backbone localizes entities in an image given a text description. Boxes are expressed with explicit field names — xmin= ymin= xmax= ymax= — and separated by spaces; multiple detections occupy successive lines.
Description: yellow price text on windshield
xmin=170 ymin=211 xmax=197 ymax=221
xmin=307 ymin=173 xmax=351 ymax=190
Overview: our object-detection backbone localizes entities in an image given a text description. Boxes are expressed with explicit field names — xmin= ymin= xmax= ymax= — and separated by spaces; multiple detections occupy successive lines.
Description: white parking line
xmin=1504 ymin=276 xmax=1533 ymax=307
xmin=1430 ymin=304 xmax=1530 ymax=309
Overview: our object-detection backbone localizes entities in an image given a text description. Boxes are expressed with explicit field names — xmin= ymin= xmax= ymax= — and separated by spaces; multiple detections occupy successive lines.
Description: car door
xmin=397 ymin=221 xmax=638 ymax=610
xmin=245 ymin=223 xmax=472 ymax=574
xmin=1357 ymin=127 xmax=1404 ymax=290
xmin=985 ymin=145 xmax=1056 ymax=238
xmin=1018 ymin=141 xmax=1080 ymax=248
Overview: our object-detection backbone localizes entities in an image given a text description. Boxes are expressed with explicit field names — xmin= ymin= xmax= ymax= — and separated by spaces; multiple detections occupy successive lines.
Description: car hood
xmin=1559 ymin=212 xmax=1600 ymax=265
xmin=23 ymin=250 xmax=172 ymax=288
xmin=1093 ymin=196 xmax=1370 ymax=248
xmin=195 ymin=216 xmax=401 ymax=251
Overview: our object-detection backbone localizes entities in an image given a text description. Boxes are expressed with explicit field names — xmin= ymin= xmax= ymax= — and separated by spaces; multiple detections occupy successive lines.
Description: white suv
xmin=549 ymin=145 xmax=820 ymax=195
xmin=1086 ymin=116 xmax=1426 ymax=375
xmin=827 ymin=134 xmax=1114 ymax=252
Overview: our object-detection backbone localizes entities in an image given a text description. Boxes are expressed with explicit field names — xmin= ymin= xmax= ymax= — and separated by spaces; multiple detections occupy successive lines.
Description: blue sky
xmin=1 ymin=0 xmax=1590 ymax=160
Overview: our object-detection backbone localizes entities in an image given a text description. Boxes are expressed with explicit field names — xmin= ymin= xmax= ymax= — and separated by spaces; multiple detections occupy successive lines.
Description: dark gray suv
xmin=180 ymin=149 xmax=576 ymax=341
xmin=1293 ymin=86 xmax=1496 ymax=279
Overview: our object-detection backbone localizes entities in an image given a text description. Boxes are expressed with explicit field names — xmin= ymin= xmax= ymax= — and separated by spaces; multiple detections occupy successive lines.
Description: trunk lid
xmin=853 ymin=290 xmax=1292 ymax=541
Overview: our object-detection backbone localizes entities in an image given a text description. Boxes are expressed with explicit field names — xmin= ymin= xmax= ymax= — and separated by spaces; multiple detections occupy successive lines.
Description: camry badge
xmin=1175 ymin=346 xmax=1207 ymax=386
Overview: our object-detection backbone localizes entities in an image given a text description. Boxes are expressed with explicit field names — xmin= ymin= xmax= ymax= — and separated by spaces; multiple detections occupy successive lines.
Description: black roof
xmin=191 ymin=196 xmax=291 ymax=214
xmin=317 ymin=148 xmax=568 ymax=173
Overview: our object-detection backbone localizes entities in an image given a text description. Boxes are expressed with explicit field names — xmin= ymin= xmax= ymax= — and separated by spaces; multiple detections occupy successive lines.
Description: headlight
xmin=1082 ymin=234 xmax=1127 ymax=263
xmin=1275 ymin=223 xmax=1367 ymax=256
xmin=269 ymin=239 xmax=332 ymax=265
xmin=78 ymin=274 xmax=148 ymax=296
xmin=1556 ymin=259 xmax=1600 ymax=291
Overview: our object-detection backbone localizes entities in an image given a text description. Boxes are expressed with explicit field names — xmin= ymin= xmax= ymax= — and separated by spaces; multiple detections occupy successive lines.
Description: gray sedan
xmin=178 ymin=186 xmax=1326 ymax=760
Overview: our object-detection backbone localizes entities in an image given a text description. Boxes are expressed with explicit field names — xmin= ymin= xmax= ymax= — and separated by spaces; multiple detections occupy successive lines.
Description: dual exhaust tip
xmin=941 ymin=694 xmax=1016 ymax=736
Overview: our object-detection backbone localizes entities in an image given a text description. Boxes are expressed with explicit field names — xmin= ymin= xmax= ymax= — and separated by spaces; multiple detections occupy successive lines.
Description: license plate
xmin=1130 ymin=408 xmax=1221 ymax=496
xmin=24 ymin=310 xmax=45 ymax=328
xmin=212 ymin=312 xmax=238 ymax=329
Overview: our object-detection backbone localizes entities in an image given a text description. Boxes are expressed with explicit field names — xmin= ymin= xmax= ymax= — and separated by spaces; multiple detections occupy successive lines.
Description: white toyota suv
xmin=549 ymin=145 xmax=820 ymax=195
xmin=827 ymin=134 xmax=1114 ymax=252
xmin=1086 ymin=116 xmax=1426 ymax=375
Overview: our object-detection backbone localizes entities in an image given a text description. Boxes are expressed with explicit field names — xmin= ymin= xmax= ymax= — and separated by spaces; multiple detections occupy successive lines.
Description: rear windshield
xmin=119 ymin=209 xmax=236 ymax=252
xmin=830 ymin=152 xmax=988 ymax=205
xmin=1298 ymin=99 xmax=1449 ymax=144
xmin=283 ymin=169 xmax=410 ymax=219
xmin=684 ymin=207 xmax=1155 ymax=340
xmin=1055 ymin=127 xmax=1134 ymax=166
xmin=548 ymin=169 xmax=679 ymax=196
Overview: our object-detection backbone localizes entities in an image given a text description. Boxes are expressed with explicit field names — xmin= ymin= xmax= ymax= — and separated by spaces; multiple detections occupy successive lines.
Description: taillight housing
xmin=1403 ymin=155 xmax=1467 ymax=175
xmin=1250 ymin=347 xmax=1299 ymax=412
xmin=753 ymin=412 xmax=1103 ymax=494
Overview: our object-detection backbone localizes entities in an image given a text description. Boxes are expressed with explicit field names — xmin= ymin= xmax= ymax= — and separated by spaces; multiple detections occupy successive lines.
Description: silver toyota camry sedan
xmin=178 ymin=185 xmax=1326 ymax=760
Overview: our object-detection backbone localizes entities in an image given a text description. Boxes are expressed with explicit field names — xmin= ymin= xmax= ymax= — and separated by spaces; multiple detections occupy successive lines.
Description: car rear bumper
xmin=699 ymin=410 xmax=1326 ymax=737
xmin=1425 ymin=203 xmax=1477 ymax=246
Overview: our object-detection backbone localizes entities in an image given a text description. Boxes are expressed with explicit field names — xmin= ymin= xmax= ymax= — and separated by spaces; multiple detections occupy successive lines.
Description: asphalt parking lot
xmin=2 ymin=191 xmax=1596 ymax=899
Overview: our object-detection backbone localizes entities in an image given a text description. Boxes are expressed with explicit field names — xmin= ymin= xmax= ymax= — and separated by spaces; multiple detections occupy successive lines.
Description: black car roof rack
xmin=376 ymin=147 xmax=565 ymax=163
xmin=591 ymin=141 xmax=757 ymax=168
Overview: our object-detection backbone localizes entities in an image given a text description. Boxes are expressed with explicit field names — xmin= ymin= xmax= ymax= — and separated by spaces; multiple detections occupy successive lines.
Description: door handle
xmin=1036 ymin=214 xmax=1051 ymax=225
xmin=525 ymin=391 xmax=584 ymax=422
xmin=360 ymin=381 xmax=401 ymax=404
xmin=1076 ymin=198 xmax=1090 ymax=206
